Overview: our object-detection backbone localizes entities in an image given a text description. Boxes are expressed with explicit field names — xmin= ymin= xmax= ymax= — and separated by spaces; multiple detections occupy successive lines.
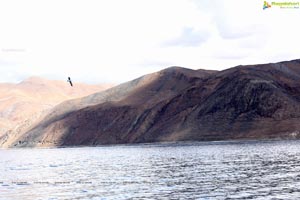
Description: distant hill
xmin=3 ymin=59 xmax=300 ymax=147
xmin=0 ymin=77 xmax=113 ymax=147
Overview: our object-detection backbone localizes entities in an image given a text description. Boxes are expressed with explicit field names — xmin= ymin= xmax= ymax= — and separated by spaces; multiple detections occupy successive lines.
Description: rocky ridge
xmin=3 ymin=60 xmax=300 ymax=147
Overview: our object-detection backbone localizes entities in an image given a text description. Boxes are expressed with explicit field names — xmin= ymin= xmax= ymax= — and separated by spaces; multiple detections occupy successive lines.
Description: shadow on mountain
xmin=11 ymin=60 xmax=300 ymax=147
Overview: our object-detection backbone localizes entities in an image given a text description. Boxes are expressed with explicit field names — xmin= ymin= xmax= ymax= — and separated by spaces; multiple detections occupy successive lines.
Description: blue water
xmin=1 ymin=140 xmax=300 ymax=199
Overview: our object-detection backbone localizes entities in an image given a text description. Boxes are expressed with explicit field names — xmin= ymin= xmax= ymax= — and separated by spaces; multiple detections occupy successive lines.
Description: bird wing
xmin=67 ymin=77 xmax=73 ymax=86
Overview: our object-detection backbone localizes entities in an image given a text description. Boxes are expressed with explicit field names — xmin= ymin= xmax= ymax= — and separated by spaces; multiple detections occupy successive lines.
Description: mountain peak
xmin=20 ymin=76 xmax=47 ymax=83
xmin=3 ymin=59 xmax=300 ymax=147
xmin=0 ymin=78 xmax=113 ymax=147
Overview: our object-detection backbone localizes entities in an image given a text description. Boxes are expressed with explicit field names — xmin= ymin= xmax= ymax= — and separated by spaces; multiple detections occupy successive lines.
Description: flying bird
xmin=67 ymin=77 xmax=73 ymax=87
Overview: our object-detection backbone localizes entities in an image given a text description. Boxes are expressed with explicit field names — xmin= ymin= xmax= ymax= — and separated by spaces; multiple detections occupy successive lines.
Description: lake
xmin=1 ymin=140 xmax=300 ymax=199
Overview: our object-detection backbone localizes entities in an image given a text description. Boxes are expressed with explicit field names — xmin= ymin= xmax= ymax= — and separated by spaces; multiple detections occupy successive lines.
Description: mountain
xmin=5 ymin=59 xmax=300 ymax=147
xmin=0 ymin=77 xmax=113 ymax=147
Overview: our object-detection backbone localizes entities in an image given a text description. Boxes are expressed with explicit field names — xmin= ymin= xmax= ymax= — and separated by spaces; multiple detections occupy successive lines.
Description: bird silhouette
xmin=67 ymin=77 xmax=73 ymax=87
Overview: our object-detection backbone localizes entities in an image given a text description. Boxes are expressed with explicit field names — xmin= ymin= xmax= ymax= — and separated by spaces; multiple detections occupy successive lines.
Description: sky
xmin=0 ymin=0 xmax=300 ymax=84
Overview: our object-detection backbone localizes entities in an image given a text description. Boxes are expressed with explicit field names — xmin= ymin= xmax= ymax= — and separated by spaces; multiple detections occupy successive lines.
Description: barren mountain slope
xmin=0 ymin=77 xmax=112 ymax=146
xmin=8 ymin=59 xmax=300 ymax=147
xmin=12 ymin=67 xmax=216 ymax=147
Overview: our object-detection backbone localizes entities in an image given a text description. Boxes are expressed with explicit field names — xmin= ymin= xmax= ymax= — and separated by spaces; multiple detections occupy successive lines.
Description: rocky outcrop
xmin=7 ymin=60 xmax=300 ymax=147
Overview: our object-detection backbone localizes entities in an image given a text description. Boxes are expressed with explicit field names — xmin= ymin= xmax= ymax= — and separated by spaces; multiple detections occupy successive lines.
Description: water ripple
xmin=1 ymin=140 xmax=300 ymax=199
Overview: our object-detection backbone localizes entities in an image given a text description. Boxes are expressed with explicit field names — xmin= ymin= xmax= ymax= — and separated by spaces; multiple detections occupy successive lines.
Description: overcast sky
xmin=0 ymin=0 xmax=300 ymax=84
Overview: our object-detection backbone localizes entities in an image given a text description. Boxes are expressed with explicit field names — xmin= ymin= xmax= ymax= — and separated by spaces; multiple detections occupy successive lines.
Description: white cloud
xmin=0 ymin=0 xmax=299 ymax=84
xmin=164 ymin=27 xmax=211 ymax=47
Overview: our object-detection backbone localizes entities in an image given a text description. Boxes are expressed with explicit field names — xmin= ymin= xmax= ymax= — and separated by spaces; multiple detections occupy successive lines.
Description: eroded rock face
xmin=9 ymin=60 xmax=300 ymax=147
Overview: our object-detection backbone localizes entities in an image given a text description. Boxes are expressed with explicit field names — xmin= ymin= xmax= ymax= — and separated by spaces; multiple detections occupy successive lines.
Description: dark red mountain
xmin=8 ymin=60 xmax=300 ymax=147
